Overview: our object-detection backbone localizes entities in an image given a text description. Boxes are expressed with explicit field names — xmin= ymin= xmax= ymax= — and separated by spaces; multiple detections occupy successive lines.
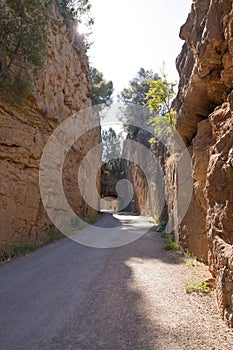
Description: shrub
xmin=164 ymin=236 xmax=179 ymax=251
xmin=154 ymin=221 xmax=167 ymax=232
xmin=184 ymin=279 xmax=210 ymax=294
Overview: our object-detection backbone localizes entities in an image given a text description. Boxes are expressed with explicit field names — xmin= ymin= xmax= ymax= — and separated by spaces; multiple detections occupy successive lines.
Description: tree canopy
xmin=0 ymin=0 xmax=48 ymax=103
xmin=118 ymin=68 xmax=159 ymax=138
xmin=0 ymin=0 xmax=94 ymax=103
xmin=118 ymin=68 xmax=159 ymax=107
xmin=56 ymin=0 xmax=94 ymax=49
xmin=102 ymin=127 xmax=122 ymax=174
xmin=145 ymin=70 xmax=176 ymax=141
xmin=90 ymin=67 xmax=114 ymax=107
xmin=56 ymin=0 xmax=93 ymax=25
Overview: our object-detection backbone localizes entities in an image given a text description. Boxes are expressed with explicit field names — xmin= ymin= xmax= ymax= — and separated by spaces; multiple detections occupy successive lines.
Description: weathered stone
xmin=174 ymin=0 xmax=233 ymax=145
xmin=0 ymin=1 xmax=101 ymax=248
xmin=171 ymin=0 xmax=233 ymax=327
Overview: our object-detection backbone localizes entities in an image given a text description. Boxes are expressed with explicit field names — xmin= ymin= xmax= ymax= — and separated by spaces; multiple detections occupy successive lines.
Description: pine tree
xmin=0 ymin=0 xmax=48 ymax=103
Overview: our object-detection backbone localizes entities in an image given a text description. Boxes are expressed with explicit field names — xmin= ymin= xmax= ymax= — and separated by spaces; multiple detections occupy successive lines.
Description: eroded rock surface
xmin=171 ymin=0 xmax=233 ymax=326
xmin=0 ymin=1 xmax=101 ymax=248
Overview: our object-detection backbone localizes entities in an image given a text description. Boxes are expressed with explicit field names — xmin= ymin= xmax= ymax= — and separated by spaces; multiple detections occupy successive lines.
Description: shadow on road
xmin=38 ymin=218 xmax=186 ymax=349
xmin=0 ymin=214 xmax=190 ymax=350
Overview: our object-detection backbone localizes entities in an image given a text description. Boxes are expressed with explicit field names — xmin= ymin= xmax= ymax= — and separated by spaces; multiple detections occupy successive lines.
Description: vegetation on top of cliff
xmin=56 ymin=0 xmax=92 ymax=23
xmin=56 ymin=0 xmax=94 ymax=49
xmin=0 ymin=0 xmax=94 ymax=104
xmin=0 ymin=0 xmax=48 ymax=104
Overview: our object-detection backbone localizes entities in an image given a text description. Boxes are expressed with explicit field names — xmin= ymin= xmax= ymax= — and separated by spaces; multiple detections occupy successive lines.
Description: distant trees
xmin=102 ymin=127 xmax=122 ymax=174
xmin=118 ymin=68 xmax=159 ymax=138
xmin=118 ymin=67 xmax=176 ymax=140
xmin=90 ymin=67 xmax=114 ymax=107
xmin=119 ymin=68 xmax=159 ymax=107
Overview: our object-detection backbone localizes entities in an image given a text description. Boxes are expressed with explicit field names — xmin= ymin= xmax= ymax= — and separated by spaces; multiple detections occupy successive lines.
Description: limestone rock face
xmin=206 ymin=101 xmax=233 ymax=327
xmin=121 ymin=131 xmax=151 ymax=215
xmin=174 ymin=0 xmax=233 ymax=144
xmin=171 ymin=0 xmax=233 ymax=326
xmin=0 ymin=1 xmax=101 ymax=248
xmin=122 ymin=130 xmax=167 ymax=219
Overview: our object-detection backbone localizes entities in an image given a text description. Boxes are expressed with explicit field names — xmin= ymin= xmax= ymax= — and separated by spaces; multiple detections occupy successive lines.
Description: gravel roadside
xmin=43 ymin=227 xmax=233 ymax=350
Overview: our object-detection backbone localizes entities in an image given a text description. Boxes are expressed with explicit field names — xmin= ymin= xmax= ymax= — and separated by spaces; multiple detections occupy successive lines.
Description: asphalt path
xmin=2 ymin=213 xmax=232 ymax=350
xmin=0 ymin=213 xmax=155 ymax=350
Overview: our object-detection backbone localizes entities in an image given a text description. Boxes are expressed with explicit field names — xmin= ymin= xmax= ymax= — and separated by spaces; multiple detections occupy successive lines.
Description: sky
xmin=81 ymin=0 xmax=192 ymax=96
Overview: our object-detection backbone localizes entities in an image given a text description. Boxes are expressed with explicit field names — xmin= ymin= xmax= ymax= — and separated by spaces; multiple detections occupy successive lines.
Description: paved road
xmin=1 ymin=213 xmax=233 ymax=350
xmin=0 ymin=213 xmax=155 ymax=350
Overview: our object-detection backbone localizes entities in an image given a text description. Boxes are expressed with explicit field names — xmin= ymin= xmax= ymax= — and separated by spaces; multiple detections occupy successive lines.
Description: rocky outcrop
xmin=0 ymin=1 xmax=101 ymax=248
xmin=170 ymin=0 xmax=233 ymax=326
xmin=121 ymin=131 xmax=151 ymax=215
xmin=174 ymin=0 xmax=233 ymax=144
xmin=122 ymin=130 xmax=167 ymax=219
xmin=206 ymin=99 xmax=233 ymax=327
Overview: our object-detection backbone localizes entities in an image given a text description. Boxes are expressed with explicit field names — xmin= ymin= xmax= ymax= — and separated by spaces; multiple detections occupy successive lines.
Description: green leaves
xmin=145 ymin=70 xmax=176 ymax=139
xmin=119 ymin=68 xmax=159 ymax=107
xmin=56 ymin=0 xmax=94 ymax=49
xmin=118 ymin=68 xmax=159 ymax=137
xmin=90 ymin=67 xmax=114 ymax=106
xmin=102 ymin=127 xmax=122 ymax=175
xmin=56 ymin=0 xmax=93 ymax=24
xmin=0 ymin=0 xmax=48 ymax=103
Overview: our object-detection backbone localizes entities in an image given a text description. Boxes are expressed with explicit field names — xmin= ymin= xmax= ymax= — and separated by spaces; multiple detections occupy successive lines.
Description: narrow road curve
xmin=0 ymin=214 xmax=233 ymax=350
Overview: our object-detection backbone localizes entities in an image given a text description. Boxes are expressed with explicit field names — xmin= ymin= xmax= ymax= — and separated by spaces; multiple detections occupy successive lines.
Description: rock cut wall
xmin=0 ymin=1 xmax=101 ymax=248
xmin=170 ymin=0 xmax=233 ymax=326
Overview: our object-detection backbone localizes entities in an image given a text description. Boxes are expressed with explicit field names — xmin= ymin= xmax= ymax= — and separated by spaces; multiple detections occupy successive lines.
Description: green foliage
xmin=145 ymin=70 xmax=176 ymax=141
xmin=56 ymin=0 xmax=94 ymax=49
xmin=184 ymin=279 xmax=210 ymax=294
xmin=0 ymin=227 xmax=64 ymax=263
xmin=56 ymin=0 xmax=93 ymax=25
xmin=154 ymin=221 xmax=167 ymax=232
xmin=164 ymin=235 xmax=179 ymax=251
xmin=0 ymin=0 xmax=48 ymax=103
xmin=0 ymin=213 xmax=102 ymax=263
xmin=186 ymin=258 xmax=202 ymax=268
xmin=147 ymin=216 xmax=155 ymax=223
xmin=147 ymin=215 xmax=158 ymax=225
xmin=90 ymin=67 xmax=114 ymax=106
xmin=102 ymin=127 xmax=122 ymax=175
xmin=118 ymin=68 xmax=159 ymax=137
xmin=146 ymin=73 xmax=176 ymax=118
xmin=184 ymin=250 xmax=192 ymax=258
xmin=119 ymin=68 xmax=159 ymax=106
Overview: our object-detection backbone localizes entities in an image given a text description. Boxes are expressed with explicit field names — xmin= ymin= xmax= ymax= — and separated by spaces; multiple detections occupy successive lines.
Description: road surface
xmin=0 ymin=213 xmax=233 ymax=350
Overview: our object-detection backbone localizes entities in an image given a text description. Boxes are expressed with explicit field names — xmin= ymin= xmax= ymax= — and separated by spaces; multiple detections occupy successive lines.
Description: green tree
xmin=0 ymin=0 xmax=48 ymax=103
xmin=145 ymin=71 xmax=176 ymax=140
xmin=91 ymin=67 xmax=114 ymax=106
xmin=56 ymin=0 xmax=94 ymax=49
xmin=102 ymin=127 xmax=122 ymax=174
xmin=56 ymin=0 xmax=93 ymax=25
xmin=118 ymin=68 xmax=159 ymax=137
xmin=119 ymin=68 xmax=159 ymax=106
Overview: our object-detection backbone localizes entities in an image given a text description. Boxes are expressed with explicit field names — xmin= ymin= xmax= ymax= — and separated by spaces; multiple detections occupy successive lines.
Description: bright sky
xmin=84 ymin=0 xmax=192 ymax=96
